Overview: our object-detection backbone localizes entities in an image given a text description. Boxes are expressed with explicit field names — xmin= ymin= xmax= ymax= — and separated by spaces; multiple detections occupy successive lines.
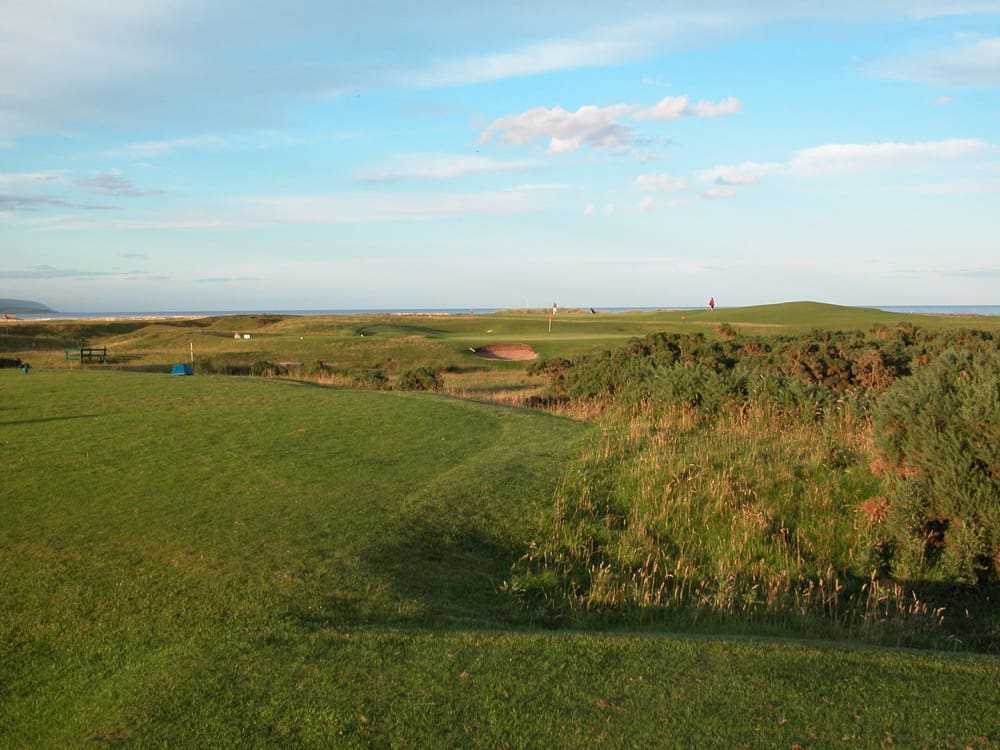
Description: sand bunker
xmin=472 ymin=343 xmax=539 ymax=361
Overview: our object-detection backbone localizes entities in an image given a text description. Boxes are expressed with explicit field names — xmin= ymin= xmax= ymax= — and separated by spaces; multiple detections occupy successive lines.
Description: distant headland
xmin=0 ymin=298 xmax=55 ymax=316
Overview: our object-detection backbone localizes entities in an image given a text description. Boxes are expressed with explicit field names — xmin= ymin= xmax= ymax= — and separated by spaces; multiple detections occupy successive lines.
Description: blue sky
xmin=1 ymin=1 xmax=998 ymax=312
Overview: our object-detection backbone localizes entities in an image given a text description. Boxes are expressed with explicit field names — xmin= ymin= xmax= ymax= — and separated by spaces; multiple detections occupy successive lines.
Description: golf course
xmin=2 ymin=302 xmax=998 ymax=747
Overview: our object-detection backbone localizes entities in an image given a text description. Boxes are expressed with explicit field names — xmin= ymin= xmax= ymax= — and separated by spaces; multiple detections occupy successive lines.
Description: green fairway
xmin=2 ymin=306 xmax=999 ymax=747
xmin=8 ymin=302 xmax=999 ymax=377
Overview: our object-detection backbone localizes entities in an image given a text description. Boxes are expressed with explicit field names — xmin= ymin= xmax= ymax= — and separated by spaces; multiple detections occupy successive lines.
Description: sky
xmin=1 ymin=1 xmax=999 ymax=312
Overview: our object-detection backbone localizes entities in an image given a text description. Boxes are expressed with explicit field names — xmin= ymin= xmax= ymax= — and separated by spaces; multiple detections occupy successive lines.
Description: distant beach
xmin=876 ymin=306 xmax=1000 ymax=317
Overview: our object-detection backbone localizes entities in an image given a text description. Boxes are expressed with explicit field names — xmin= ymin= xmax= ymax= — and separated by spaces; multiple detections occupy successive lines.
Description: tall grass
xmin=507 ymin=397 xmax=994 ymax=650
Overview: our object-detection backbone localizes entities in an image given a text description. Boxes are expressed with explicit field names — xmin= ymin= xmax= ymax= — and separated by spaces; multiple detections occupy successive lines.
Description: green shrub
xmin=348 ymin=368 xmax=389 ymax=390
xmin=873 ymin=349 xmax=1000 ymax=584
xmin=195 ymin=356 xmax=251 ymax=375
xmin=250 ymin=360 xmax=277 ymax=376
xmin=527 ymin=357 xmax=572 ymax=386
xmin=396 ymin=366 xmax=443 ymax=391
xmin=644 ymin=361 xmax=739 ymax=412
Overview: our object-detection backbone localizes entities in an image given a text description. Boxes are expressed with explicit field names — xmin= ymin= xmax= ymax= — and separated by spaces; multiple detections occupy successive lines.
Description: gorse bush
xmin=531 ymin=323 xmax=995 ymax=409
xmin=873 ymin=348 xmax=1000 ymax=585
xmin=251 ymin=359 xmax=278 ymax=376
xmin=346 ymin=367 xmax=389 ymax=390
xmin=396 ymin=366 xmax=443 ymax=391
xmin=511 ymin=324 xmax=999 ymax=649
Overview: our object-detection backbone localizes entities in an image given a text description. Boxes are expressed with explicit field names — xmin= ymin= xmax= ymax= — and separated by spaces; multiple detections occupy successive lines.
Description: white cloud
xmin=696 ymin=161 xmax=783 ymax=185
xmin=30 ymin=188 xmax=549 ymax=231
xmin=0 ymin=264 xmax=140 ymax=281
xmin=408 ymin=5 xmax=1000 ymax=89
xmin=0 ymin=194 xmax=74 ymax=210
xmin=409 ymin=35 xmax=648 ymax=88
xmin=0 ymin=2 xmax=180 ymax=136
xmin=76 ymin=170 xmax=162 ymax=197
xmin=637 ymin=195 xmax=656 ymax=211
xmin=909 ymin=2 xmax=1000 ymax=18
xmin=790 ymin=138 xmax=992 ymax=174
xmin=691 ymin=139 xmax=993 ymax=200
xmin=404 ymin=10 xmax=742 ymax=88
xmin=874 ymin=36 xmax=1000 ymax=86
xmin=3 ymin=2 xmax=998 ymax=141
xmin=356 ymin=153 xmax=539 ymax=182
xmin=635 ymin=94 xmax=741 ymax=120
xmin=890 ymin=178 xmax=1000 ymax=194
xmin=0 ymin=170 xmax=69 ymax=186
xmin=479 ymin=104 xmax=636 ymax=153
xmin=691 ymin=97 xmax=742 ymax=117
xmin=701 ymin=186 xmax=736 ymax=199
xmin=636 ymin=173 xmax=689 ymax=191
xmin=112 ymin=135 xmax=229 ymax=159
xmin=584 ymin=202 xmax=596 ymax=216
xmin=479 ymin=93 xmax=741 ymax=155
xmin=930 ymin=95 xmax=953 ymax=105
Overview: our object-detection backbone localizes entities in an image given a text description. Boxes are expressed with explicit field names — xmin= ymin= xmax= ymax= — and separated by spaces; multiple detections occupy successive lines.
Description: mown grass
xmin=0 ymin=370 xmax=586 ymax=744
xmin=2 ymin=370 xmax=583 ymax=626
xmin=10 ymin=626 xmax=998 ymax=748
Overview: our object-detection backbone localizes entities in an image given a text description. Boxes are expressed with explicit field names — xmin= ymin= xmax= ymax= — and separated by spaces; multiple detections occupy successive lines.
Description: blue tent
xmin=170 ymin=363 xmax=193 ymax=376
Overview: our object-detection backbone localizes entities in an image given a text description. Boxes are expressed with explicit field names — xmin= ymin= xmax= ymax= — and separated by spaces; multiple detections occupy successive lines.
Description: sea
xmin=8 ymin=305 xmax=1000 ymax=320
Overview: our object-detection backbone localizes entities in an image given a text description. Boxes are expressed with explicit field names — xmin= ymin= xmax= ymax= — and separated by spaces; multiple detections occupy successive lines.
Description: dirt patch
xmin=472 ymin=343 xmax=539 ymax=361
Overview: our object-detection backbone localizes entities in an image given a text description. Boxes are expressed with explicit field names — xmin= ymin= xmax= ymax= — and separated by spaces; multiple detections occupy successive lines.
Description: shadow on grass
xmin=354 ymin=323 xmax=448 ymax=338
xmin=285 ymin=518 xmax=525 ymax=631
xmin=106 ymin=355 xmax=145 ymax=365
xmin=443 ymin=364 xmax=492 ymax=374
xmin=0 ymin=414 xmax=100 ymax=426
xmin=115 ymin=364 xmax=176 ymax=373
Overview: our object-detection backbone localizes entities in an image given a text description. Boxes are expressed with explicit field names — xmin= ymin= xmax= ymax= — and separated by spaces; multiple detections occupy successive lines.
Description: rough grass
xmin=507 ymin=398 xmax=999 ymax=651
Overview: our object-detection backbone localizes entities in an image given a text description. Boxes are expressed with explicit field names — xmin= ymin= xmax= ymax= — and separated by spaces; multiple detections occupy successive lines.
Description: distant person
xmin=709 ymin=297 xmax=716 ymax=310
xmin=21 ymin=363 xmax=30 ymax=374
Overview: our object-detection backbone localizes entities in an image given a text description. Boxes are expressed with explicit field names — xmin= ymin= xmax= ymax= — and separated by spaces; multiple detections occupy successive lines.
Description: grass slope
xmin=1 ymin=370 xmax=584 ymax=744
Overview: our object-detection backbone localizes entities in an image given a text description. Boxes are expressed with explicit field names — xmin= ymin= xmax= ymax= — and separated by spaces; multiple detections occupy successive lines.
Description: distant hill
xmin=0 ymin=298 xmax=55 ymax=314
